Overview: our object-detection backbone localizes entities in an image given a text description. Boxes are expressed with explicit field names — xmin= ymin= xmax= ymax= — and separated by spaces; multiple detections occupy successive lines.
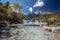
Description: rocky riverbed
xmin=0 ymin=26 xmax=60 ymax=40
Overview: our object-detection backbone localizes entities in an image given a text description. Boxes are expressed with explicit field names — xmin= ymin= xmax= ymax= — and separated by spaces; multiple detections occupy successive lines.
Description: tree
xmin=4 ymin=1 xmax=10 ymax=9
xmin=0 ymin=1 xmax=24 ymax=24
xmin=0 ymin=2 xmax=3 ymax=5
xmin=11 ymin=2 xmax=24 ymax=23
xmin=12 ymin=2 xmax=22 ymax=13
xmin=17 ymin=12 xmax=24 ymax=23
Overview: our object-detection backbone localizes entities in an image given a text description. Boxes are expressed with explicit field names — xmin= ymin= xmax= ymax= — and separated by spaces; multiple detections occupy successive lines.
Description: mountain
xmin=24 ymin=12 xmax=40 ymax=20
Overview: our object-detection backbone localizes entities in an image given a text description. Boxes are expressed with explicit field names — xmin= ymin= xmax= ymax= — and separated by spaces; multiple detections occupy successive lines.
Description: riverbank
xmin=0 ymin=20 xmax=23 ymax=26
xmin=43 ymin=25 xmax=60 ymax=32
xmin=0 ymin=26 xmax=54 ymax=40
xmin=0 ymin=24 xmax=60 ymax=40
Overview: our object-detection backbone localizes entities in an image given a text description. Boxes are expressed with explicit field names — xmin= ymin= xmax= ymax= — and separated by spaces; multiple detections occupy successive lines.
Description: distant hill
xmin=32 ymin=13 xmax=60 ymax=22
xmin=24 ymin=12 xmax=40 ymax=20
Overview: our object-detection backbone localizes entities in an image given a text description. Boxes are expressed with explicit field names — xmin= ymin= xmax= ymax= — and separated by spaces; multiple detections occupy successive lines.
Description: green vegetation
xmin=0 ymin=1 xmax=24 ymax=25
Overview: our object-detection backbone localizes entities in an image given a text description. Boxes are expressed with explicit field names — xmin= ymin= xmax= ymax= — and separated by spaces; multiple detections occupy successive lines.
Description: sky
xmin=1 ymin=0 xmax=60 ymax=14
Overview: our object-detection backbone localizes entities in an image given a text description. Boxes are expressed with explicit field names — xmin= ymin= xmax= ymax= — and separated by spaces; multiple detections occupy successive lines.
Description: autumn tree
xmin=0 ymin=1 xmax=24 ymax=24
xmin=12 ymin=2 xmax=22 ymax=13
xmin=11 ymin=2 xmax=24 ymax=23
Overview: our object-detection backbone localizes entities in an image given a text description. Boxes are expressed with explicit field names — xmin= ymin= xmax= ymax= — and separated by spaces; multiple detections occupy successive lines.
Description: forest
xmin=0 ymin=1 xmax=24 ymax=25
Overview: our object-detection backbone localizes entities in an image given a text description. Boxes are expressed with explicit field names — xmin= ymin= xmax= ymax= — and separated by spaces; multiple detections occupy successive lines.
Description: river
xmin=0 ymin=24 xmax=60 ymax=40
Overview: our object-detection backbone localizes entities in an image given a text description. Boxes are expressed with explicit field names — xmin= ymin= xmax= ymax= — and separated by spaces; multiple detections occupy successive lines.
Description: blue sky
xmin=1 ymin=0 xmax=60 ymax=14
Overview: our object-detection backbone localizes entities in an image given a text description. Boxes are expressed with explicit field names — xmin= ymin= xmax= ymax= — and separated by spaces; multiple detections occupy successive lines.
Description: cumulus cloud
xmin=35 ymin=10 xmax=40 ymax=14
xmin=29 ymin=7 xmax=33 ymax=12
xmin=33 ymin=0 xmax=44 ymax=7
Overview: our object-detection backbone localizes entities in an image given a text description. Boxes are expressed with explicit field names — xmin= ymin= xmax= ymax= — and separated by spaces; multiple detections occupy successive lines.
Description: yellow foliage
xmin=6 ymin=8 xmax=12 ymax=17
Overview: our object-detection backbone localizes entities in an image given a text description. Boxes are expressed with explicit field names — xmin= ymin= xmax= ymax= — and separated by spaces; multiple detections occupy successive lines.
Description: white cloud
xmin=33 ymin=0 xmax=44 ymax=7
xmin=29 ymin=7 xmax=33 ymax=12
xmin=23 ymin=12 xmax=28 ymax=15
xmin=35 ymin=10 xmax=40 ymax=14
xmin=12 ymin=8 xmax=19 ymax=13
